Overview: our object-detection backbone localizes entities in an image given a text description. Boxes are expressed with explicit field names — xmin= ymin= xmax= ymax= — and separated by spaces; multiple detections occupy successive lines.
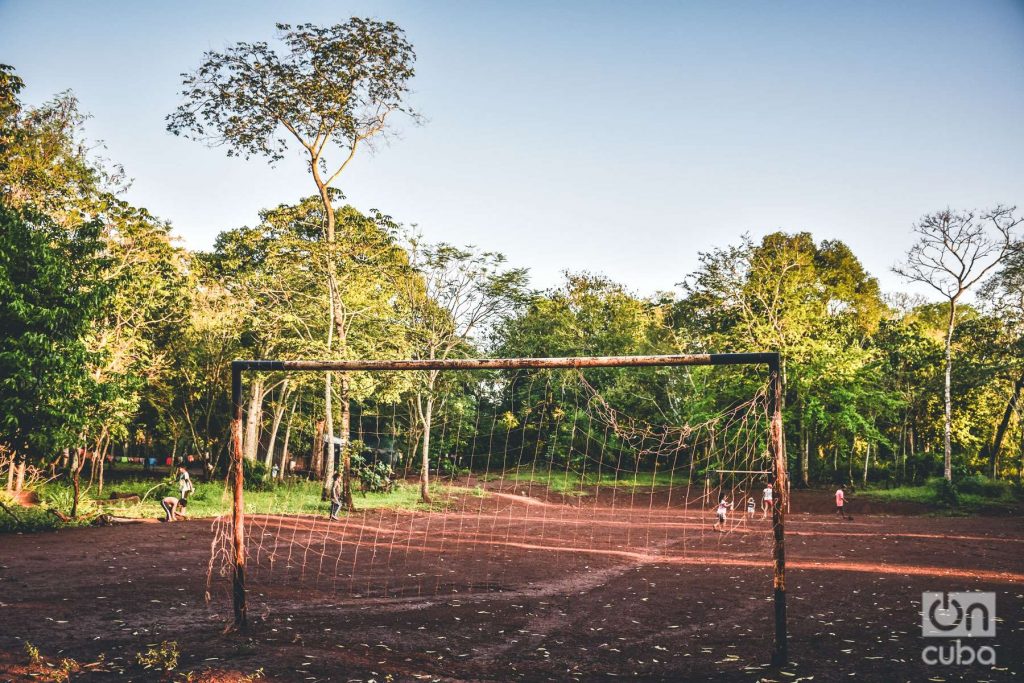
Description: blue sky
xmin=2 ymin=0 xmax=1023 ymax=296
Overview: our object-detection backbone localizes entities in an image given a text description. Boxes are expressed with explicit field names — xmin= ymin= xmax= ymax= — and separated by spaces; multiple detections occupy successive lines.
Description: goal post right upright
xmin=766 ymin=353 xmax=788 ymax=666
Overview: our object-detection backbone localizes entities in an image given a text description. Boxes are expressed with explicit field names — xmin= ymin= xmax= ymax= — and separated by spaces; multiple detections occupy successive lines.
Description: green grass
xmin=859 ymin=476 xmax=1021 ymax=513
xmin=1 ymin=476 xmax=468 ymax=533
xmin=480 ymin=467 xmax=681 ymax=495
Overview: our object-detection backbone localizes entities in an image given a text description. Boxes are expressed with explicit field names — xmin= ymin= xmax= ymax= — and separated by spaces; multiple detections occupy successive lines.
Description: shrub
xmin=351 ymin=453 xmax=395 ymax=494
xmin=930 ymin=477 xmax=960 ymax=508
xmin=242 ymin=459 xmax=272 ymax=492
xmin=956 ymin=474 xmax=1012 ymax=499
xmin=0 ymin=504 xmax=64 ymax=533
xmin=38 ymin=484 xmax=98 ymax=518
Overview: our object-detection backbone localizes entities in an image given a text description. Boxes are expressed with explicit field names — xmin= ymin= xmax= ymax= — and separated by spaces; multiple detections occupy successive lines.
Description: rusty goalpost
xmin=227 ymin=352 xmax=789 ymax=665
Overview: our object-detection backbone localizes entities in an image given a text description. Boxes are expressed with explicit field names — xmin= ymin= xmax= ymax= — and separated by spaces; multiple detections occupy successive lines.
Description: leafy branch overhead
xmin=166 ymin=19 xmax=419 ymax=183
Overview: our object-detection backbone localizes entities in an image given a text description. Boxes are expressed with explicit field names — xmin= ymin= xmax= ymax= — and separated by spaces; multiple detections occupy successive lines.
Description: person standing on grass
xmin=713 ymin=495 xmax=731 ymax=532
xmin=834 ymin=484 xmax=847 ymax=519
xmin=160 ymin=496 xmax=187 ymax=522
xmin=761 ymin=483 xmax=773 ymax=519
xmin=329 ymin=471 xmax=342 ymax=520
xmin=177 ymin=464 xmax=194 ymax=501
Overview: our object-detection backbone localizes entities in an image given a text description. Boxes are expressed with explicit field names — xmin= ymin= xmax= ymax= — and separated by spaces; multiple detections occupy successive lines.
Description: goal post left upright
xmin=230 ymin=360 xmax=248 ymax=630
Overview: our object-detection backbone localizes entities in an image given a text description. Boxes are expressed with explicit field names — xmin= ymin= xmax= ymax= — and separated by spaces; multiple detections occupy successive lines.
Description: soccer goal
xmin=217 ymin=353 xmax=789 ymax=664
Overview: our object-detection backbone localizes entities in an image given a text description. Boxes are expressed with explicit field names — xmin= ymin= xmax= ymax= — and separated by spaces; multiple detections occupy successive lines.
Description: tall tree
xmin=0 ymin=202 xmax=108 ymax=487
xmin=682 ymin=232 xmax=884 ymax=485
xmin=979 ymin=249 xmax=1024 ymax=477
xmin=895 ymin=207 xmax=1021 ymax=480
xmin=167 ymin=19 xmax=418 ymax=502
xmin=403 ymin=240 xmax=528 ymax=502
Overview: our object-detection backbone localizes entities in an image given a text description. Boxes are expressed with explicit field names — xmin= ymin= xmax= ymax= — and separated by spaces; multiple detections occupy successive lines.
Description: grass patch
xmin=2 ymin=477 xmax=464 ymax=533
xmin=481 ymin=468 xmax=682 ymax=495
xmin=860 ymin=476 xmax=1021 ymax=513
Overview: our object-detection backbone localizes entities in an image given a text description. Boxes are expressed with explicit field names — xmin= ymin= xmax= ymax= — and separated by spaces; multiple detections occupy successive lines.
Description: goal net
xmin=209 ymin=354 xmax=788 ymax=663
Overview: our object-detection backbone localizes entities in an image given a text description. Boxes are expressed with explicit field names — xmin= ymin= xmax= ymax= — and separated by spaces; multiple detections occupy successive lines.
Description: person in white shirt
xmin=713 ymin=496 xmax=731 ymax=532
xmin=761 ymin=483 xmax=774 ymax=519
xmin=746 ymin=495 xmax=756 ymax=518
xmin=177 ymin=465 xmax=194 ymax=500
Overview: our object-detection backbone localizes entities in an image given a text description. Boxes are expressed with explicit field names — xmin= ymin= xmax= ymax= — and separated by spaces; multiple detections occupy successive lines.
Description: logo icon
xmin=922 ymin=592 xmax=996 ymax=638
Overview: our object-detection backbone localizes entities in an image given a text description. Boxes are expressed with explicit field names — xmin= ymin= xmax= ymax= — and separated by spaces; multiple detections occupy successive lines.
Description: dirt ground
xmin=0 ymin=486 xmax=1021 ymax=682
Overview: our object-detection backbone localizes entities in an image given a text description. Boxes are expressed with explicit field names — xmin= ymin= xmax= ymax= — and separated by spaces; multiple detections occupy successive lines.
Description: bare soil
xmin=0 ymin=485 xmax=1021 ymax=682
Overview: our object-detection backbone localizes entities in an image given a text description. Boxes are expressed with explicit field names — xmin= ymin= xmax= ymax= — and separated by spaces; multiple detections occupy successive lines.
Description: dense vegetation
xmin=2 ymin=23 xmax=1023 ymax=526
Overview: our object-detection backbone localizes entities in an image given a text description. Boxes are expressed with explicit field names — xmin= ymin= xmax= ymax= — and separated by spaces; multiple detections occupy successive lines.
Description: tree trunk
xmin=862 ymin=442 xmax=870 ymax=487
xmin=279 ymin=398 xmax=297 ymax=480
xmin=5 ymin=454 xmax=14 ymax=492
xmin=242 ymin=378 xmax=265 ymax=461
xmin=264 ymin=380 xmax=289 ymax=470
xmin=13 ymin=455 xmax=26 ymax=493
xmin=800 ymin=422 xmax=809 ymax=488
xmin=312 ymin=420 xmax=325 ymax=480
xmin=340 ymin=371 xmax=354 ymax=510
xmin=322 ymin=373 xmax=335 ymax=500
xmin=989 ymin=370 xmax=1024 ymax=478
xmin=420 ymin=394 xmax=434 ymax=503
xmin=943 ymin=302 xmax=956 ymax=481
xmin=71 ymin=449 xmax=84 ymax=518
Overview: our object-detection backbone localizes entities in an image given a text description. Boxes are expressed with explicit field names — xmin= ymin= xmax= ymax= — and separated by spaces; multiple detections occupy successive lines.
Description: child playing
xmin=746 ymin=495 xmax=756 ymax=518
xmin=761 ymin=483 xmax=774 ymax=519
xmin=329 ymin=472 xmax=343 ymax=520
xmin=160 ymin=496 xmax=187 ymax=522
xmin=713 ymin=496 xmax=731 ymax=532
xmin=177 ymin=464 xmax=194 ymax=500
xmin=835 ymin=484 xmax=847 ymax=519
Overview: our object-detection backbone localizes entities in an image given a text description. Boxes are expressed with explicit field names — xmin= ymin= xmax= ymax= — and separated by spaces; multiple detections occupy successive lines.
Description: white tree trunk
xmin=420 ymin=395 xmax=433 ymax=503
xmin=943 ymin=304 xmax=955 ymax=481
xmin=264 ymin=381 xmax=289 ymax=469
xmin=862 ymin=442 xmax=870 ymax=486
xmin=279 ymin=398 xmax=297 ymax=481
xmin=242 ymin=378 xmax=265 ymax=461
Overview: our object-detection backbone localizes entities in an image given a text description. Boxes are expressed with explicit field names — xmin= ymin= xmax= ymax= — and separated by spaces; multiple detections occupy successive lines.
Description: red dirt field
xmin=0 ymin=487 xmax=1021 ymax=682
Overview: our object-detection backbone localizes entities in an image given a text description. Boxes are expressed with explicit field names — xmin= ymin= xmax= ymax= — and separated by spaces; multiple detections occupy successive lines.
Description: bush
xmin=0 ymin=502 xmax=64 ymax=533
xmin=38 ymin=484 xmax=99 ymax=518
xmin=956 ymin=474 xmax=1012 ymax=499
xmin=435 ymin=456 xmax=467 ymax=478
xmin=242 ymin=459 xmax=272 ymax=492
xmin=930 ymin=477 xmax=960 ymax=508
xmin=351 ymin=453 xmax=395 ymax=494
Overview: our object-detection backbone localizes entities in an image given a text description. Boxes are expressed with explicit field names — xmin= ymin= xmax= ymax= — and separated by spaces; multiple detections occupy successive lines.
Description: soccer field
xmin=0 ymin=486 xmax=1021 ymax=681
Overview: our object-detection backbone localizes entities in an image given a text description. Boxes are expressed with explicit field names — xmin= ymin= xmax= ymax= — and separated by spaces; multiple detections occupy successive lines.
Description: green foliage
xmin=933 ymin=477 xmax=960 ymax=507
xmin=3 ymin=61 xmax=1024 ymax=512
xmin=351 ymin=452 xmax=395 ymax=493
xmin=167 ymin=19 xmax=417 ymax=166
xmin=0 ymin=202 xmax=108 ymax=461
xmin=956 ymin=474 xmax=1015 ymax=499
xmin=242 ymin=459 xmax=272 ymax=491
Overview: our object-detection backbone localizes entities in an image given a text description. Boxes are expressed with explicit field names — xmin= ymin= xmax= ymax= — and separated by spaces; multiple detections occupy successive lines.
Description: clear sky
xmin=2 ymin=0 xmax=1023 ymax=297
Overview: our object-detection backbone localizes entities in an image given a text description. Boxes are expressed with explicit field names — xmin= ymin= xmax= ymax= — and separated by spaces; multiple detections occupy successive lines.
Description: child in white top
xmin=713 ymin=496 xmax=730 ymax=532
xmin=761 ymin=483 xmax=774 ymax=519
